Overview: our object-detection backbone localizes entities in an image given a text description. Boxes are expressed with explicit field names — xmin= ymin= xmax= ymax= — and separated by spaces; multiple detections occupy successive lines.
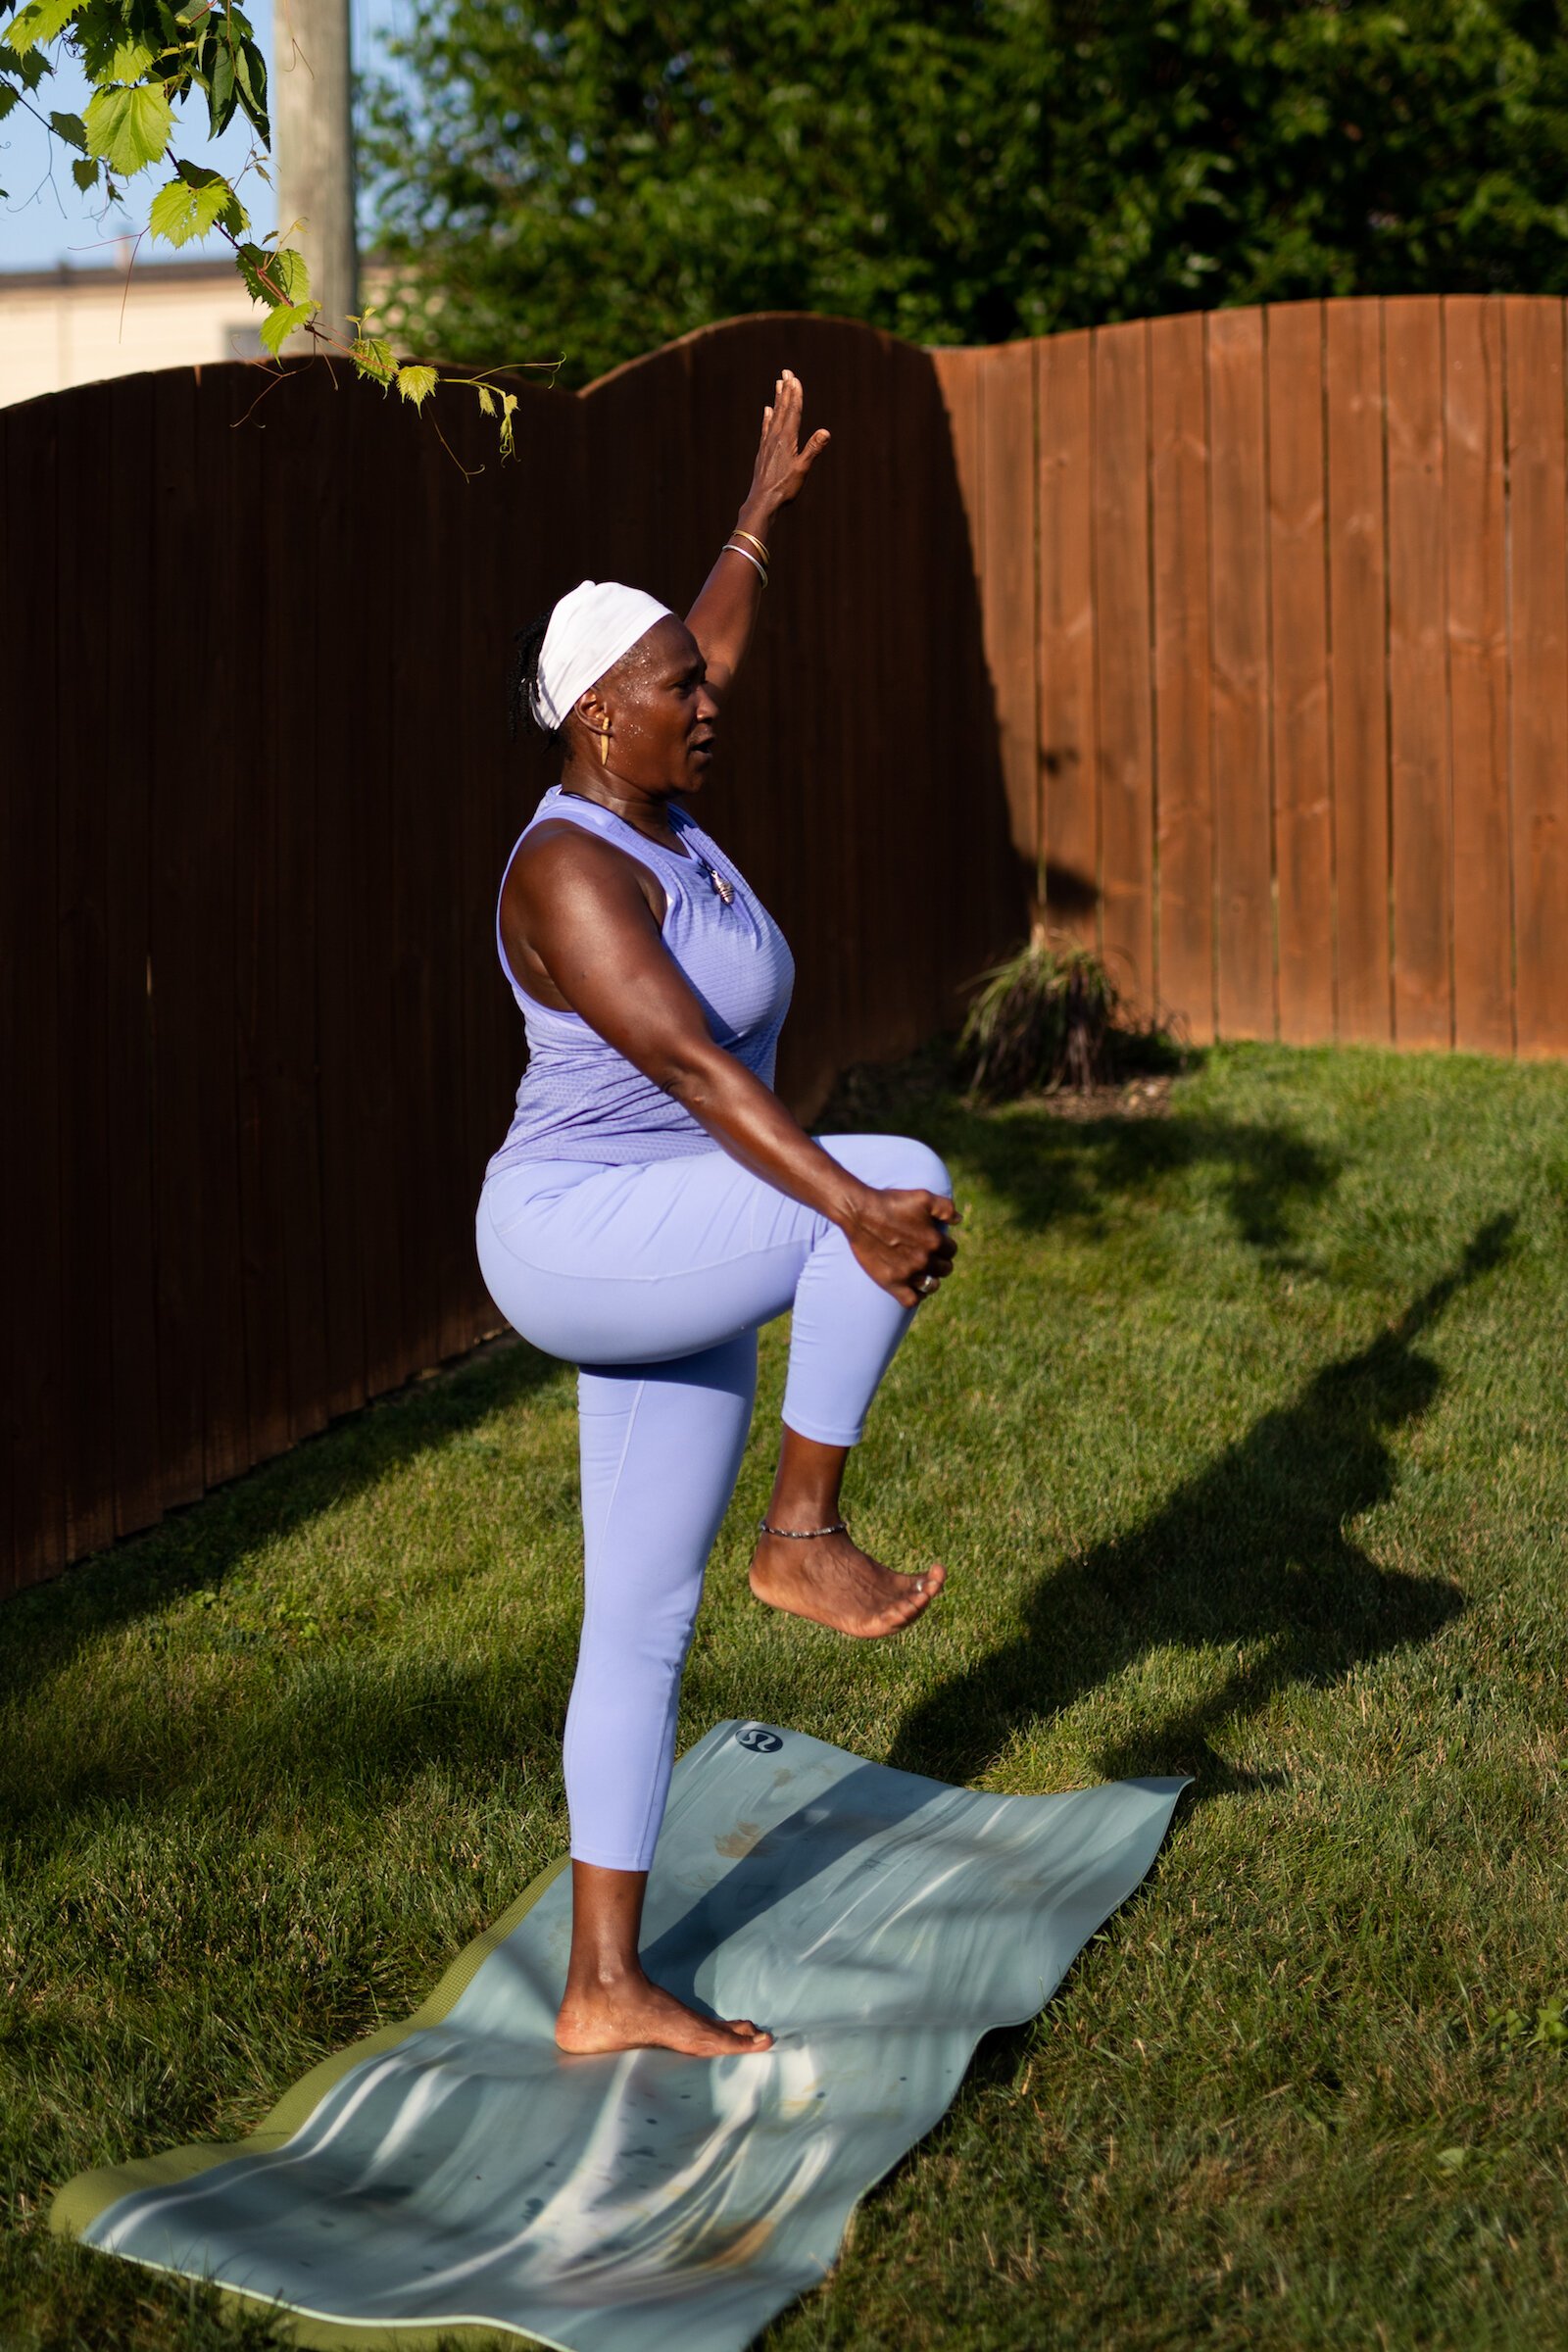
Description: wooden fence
xmin=0 ymin=315 xmax=1014 ymax=1598
xmin=5 ymin=295 xmax=1568 ymax=1598
xmin=933 ymin=297 xmax=1568 ymax=1054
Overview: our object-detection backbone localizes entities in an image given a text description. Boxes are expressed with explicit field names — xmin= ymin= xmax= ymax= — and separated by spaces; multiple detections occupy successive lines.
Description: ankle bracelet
xmin=758 ymin=1517 xmax=848 ymax=1540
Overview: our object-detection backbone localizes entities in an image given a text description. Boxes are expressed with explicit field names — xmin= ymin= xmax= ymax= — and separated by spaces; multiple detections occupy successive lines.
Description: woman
xmin=476 ymin=370 xmax=956 ymax=2061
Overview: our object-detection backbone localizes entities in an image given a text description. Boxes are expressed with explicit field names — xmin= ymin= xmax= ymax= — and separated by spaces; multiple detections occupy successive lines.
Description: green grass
xmin=4 ymin=1042 xmax=1567 ymax=2351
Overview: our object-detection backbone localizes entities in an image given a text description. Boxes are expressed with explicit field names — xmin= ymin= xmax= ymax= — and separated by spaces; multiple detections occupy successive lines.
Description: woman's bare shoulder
xmin=506 ymin=819 xmax=663 ymax=918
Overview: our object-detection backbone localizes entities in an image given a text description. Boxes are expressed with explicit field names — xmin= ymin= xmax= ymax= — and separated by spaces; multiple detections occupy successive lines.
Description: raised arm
xmin=685 ymin=370 xmax=830 ymax=702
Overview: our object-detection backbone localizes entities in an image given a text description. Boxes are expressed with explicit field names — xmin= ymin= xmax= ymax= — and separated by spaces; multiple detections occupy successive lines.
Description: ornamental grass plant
xmin=956 ymin=932 xmax=1176 ymax=1102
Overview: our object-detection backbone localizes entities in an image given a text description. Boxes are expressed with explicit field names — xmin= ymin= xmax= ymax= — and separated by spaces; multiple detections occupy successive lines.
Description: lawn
xmin=3 ymin=1042 xmax=1566 ymax=2351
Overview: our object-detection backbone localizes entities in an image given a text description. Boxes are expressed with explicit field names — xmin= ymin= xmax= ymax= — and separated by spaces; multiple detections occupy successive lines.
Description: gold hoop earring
xmin=599 ymin=725 xmax=611 ymax=765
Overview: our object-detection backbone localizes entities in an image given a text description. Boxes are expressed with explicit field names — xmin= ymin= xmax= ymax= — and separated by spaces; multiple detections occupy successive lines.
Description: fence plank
xmin=979 ymin=340 xmax=1040 ymax=875
xmin=148 ymin=368 xmax=212 ymax=1508
xmin=1150 ymin=312 xmax=1214 ymax=1041
xmin=1443 ymin=297 xmax=1513 ymax=1055
xmin=1093 ymin=322 xmax=1155 ymax=1015
xmin=1037 ymin=329 xmax=1098 ymax=946
xmin=304 ymin=368 xmax=372 ymax=1421
xmin=389 ymin=412 xmax=457 ymax=1382
xmin=1505 ymin=298 xmax=1568 ymax=1058
xmin=53 ymin=387 xmax=118 ymax=1558
xmin=270 ymin=372 xmax=331 ymax=1440
xmin=1385 ymin=297 xmax=1453 ymax=1049
xmin=191 ymin=366 xmax=256 ymax=1491
xmin=1266 ymin=304 xmax=1336 ymax=1044
xmin=0 ymin=402 xmax=11 ymax=1590
xmin=1207 ymin=308 xmax=1275 ymax=1038
xmin=90 ymin=378 xmax=166 ymax=1537
xmin=1324 ymin=299 xmax=1391 ymax=1043
xmin=352 ymin=395 xmax=411 ymax=1399
xmin=2 ymin=404 xmax=63 ymax=1587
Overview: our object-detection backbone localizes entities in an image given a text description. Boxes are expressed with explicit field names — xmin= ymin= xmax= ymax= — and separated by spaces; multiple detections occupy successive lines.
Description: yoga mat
xmin=53 ymin=1722 xmax=1187 ymax=2352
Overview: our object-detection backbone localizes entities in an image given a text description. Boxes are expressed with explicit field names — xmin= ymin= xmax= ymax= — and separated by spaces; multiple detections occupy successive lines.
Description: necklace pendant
xmin=711 ymin=870 xmax=735 ymax=906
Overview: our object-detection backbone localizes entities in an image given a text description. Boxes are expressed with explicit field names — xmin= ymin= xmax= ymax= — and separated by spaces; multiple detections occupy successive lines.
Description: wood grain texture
xmin=978 ymin=339 xmax=1041 ymax=870
xmin=1036 ymin=329 xmax=1098 ymax=946
xmin=0 ymin=404 xmax=12 ymax=1591
xmin=1093 ymin=322 xmax=1155 ymax=1016
xmin=1324 ymin=298 xmax=1392 ymax=1044
xmin=53 ymin=385 xmax=118 ymax=1557
xmin=1385 ymin=297 xmax=1453 ymax=1049
xmin=1443 ymin=298 xmax=1513 ymax=1055
xmin=1 ymin=399 xmax=67 ymax=1586
xmin=1503 ymin=299 xmax=1568 ymax=1057
xmin=1150 ymin=312 xmax=1214 ymax=1042
xmin=306 ymin=362 xmax=372 ymax=1422
xmin=149 ymin=368 xmax=213 ymax=1507
xmin=191 ymin=364 xmax=255 ymax=1491
xmin=1266 ymin=304 xmax=1335 ymax=1044
xmin=1207 ymin=308 xmax=1275 ymax=1038
xmin=98 ymin=378 xmax=163 ymax=1543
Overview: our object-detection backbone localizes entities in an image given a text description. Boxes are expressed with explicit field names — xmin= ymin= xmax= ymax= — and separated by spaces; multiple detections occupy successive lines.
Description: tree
xmin=0 ymin=0 xmax=520 ymax=442
xmin=362 ymin=0 xmax=1568 ymax=386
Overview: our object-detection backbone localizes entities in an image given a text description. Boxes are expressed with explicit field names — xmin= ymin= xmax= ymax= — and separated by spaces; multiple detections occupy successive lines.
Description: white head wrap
xmin=532 ymin=579 xmax=674 ymax=730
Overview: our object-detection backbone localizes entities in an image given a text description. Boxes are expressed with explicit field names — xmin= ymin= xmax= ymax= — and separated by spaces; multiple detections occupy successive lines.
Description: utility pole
xmin=272 ymin=0 xmax=358 ymax=343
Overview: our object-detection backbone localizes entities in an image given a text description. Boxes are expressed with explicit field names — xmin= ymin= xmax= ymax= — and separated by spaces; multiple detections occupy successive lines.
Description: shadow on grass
xmin=821 ymin=1046 xmax=1340 ymax=1262
xmin=889 ymin=1214 xmax=1515 ymax=1798
xmin=0 ymin=1336 xmax=562 ymax=1717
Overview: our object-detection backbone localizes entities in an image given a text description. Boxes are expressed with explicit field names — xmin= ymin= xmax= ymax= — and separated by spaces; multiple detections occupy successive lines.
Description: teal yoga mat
xmin=54 ymin=1722 xmax=1188 ymax=2352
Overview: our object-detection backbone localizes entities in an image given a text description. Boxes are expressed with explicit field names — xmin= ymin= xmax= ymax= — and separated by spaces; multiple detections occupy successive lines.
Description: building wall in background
xmin=0 ymin=258 xmax=395 ymax=406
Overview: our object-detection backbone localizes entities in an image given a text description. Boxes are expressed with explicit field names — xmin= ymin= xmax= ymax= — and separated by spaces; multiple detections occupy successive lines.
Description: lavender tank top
xmin=485 ymin=785 xmax=795 ymax=1172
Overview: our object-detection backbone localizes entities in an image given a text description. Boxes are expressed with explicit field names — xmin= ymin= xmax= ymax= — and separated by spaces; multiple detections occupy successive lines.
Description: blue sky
xmin=0 ymin=0 xmax=402 ymax=271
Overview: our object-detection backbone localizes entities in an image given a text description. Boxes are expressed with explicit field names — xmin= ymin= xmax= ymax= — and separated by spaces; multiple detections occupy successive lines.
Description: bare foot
xmin=749 ymin=1527 xmax=944 ymax=1637
xmin=556 ymin=1968 xmax=773 ymax=2057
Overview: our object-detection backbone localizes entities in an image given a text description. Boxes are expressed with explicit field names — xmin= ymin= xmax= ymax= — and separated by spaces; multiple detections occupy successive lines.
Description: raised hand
xmin=745 ymin=369 xmax=831 ymax=514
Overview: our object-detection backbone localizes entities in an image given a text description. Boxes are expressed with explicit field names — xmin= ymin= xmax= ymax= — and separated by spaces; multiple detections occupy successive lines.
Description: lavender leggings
xmin=474 ymin=1133 xmax=950 ymax=1871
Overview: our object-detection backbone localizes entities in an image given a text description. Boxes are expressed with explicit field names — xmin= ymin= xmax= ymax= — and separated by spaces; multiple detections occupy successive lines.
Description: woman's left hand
xmin=745 ymin=370 xmax=830 ymax=514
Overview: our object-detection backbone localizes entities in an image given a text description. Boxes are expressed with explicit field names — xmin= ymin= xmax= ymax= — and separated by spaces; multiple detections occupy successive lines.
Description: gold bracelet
xmin=723 ymin=539 xmax=768 ymax=586
xmin=732 ymin=526 xmax=771 ymax=565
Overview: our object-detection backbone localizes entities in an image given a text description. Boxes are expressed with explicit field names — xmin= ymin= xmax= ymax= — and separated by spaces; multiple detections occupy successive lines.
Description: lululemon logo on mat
xmin=736 ymin=1724 xmax=783 ymax=1754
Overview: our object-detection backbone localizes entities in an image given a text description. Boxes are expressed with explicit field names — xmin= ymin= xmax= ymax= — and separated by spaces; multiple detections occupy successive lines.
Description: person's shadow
xmin=889 ymin=1214 xmax=1514 ymax=1796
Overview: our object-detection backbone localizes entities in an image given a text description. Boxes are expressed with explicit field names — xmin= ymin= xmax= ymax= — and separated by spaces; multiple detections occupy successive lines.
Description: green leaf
xmin=49 ymin=108 xmax=87 ymax=150
xmin=258 ymin=299 xmax=316 ymax=357
xmin=473 ymin=380 xmax=496 ymax=416
xmin=231 ymin=32 xmax=266 ymax=139
xmin=203 ymin=29 xmax=233 ymax=134
xmin=83 ymin=83 xmax=172 ymax=174
xmin=396 ymin=364 xmax=439 ymax=410
xmin=352 ymin=334 xmax=397 ymax=385
xmin=235 ymin=239 xmax=274 ymax=305
xmin=148 ymin=165 xmax=230 ymax=246
xmin=6 ymin=0 xmax=78 ymax=58
xmin=217 ymin=188 xmax=248 ymax=235
xmin=269 ymin=245 xmax=310 ymax=303
xmin=0 ymin=86 xmax=19 ymax=124
xmin=104 ymin=34 xmax=158 ymax=81
xmin=0 ymin=37 xmax=51 ymax=91
xmin=234 ymin=241 xmax=307 ymax=308
xmin=71 ymin=153 xmax=98 ymax=189
xmin=499 ymin=390 xmax=517 ymax=458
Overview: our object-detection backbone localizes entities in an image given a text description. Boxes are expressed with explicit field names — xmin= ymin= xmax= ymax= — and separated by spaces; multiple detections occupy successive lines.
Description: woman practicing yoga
xmin=475 ymin=371 xmax=956 ymax=2060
